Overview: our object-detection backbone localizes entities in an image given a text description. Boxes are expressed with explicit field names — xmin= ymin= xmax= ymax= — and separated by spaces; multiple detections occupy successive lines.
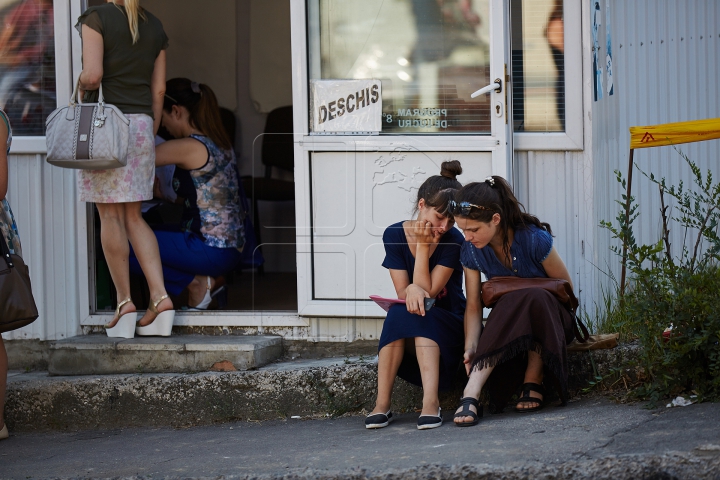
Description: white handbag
xmin=45 ymin=80 xmax=130 ymax=169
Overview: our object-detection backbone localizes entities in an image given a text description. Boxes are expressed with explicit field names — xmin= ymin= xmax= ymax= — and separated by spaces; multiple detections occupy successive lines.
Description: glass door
xmin=294 ymin=0 xmax=514 ymax=317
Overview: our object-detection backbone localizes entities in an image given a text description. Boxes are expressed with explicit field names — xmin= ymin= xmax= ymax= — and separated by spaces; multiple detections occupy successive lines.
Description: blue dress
xmin=378 ymin=222 xmax=466 ymax=391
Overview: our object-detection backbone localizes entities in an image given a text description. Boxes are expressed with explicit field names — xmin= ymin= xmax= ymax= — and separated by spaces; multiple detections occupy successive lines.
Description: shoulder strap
xmin=0 ymin=108 xmax=10 ymax=134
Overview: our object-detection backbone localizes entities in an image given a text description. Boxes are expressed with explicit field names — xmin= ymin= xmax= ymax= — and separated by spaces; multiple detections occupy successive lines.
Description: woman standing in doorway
xmin=452 ymin=177 xmax=576 ymax=426
xmin=76 ymin=0 xmax=173 ymax=337
xmin=366 ymin=161 xmax=466 ymax=430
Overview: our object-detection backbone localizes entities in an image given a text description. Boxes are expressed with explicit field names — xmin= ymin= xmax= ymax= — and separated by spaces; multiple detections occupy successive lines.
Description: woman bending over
xmin=452 ymin=176 xmax=575 ymax=426
xmin=135 ymin=78 xmax=245 ymax=309
xmin=366 ymin=161 xmax=466 ymax=431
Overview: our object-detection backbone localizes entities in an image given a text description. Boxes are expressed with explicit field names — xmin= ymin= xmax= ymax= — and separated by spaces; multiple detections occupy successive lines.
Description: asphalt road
xmin=1 ymin=397 xmax=719 ymax=479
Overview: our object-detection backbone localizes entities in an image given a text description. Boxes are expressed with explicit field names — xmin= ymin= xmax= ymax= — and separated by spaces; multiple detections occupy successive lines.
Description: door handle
xmin=470 ymin=78 xmax=502 ymax=98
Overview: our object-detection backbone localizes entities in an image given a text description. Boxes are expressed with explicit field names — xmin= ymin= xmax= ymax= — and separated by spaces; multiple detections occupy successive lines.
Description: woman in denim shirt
xmin=451 ymin=176 xmax=576 ymax=426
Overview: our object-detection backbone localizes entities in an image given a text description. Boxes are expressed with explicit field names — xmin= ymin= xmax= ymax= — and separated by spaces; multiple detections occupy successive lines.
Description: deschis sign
xmin=310 ymin=79 xmax=382 ymax=134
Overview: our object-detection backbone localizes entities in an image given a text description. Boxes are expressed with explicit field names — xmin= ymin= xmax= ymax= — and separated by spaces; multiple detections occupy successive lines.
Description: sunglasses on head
xmin=448 ymin=200 xmax=494 ymax=216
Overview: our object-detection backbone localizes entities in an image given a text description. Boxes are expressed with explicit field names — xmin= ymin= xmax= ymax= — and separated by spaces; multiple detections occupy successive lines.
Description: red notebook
xmin=369 ymin=295 xmax=405 ymax=312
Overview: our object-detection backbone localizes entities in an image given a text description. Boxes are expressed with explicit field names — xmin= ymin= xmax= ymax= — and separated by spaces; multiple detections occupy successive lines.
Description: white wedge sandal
xmin=135 ymin=295 xmax=175 ymax=337
xmin=105 ymin=298 xmax=137 ymax=339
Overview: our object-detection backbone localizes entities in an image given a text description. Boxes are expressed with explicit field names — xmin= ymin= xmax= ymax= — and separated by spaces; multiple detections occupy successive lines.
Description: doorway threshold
xmin=81 ymin=311 xmax=307 ymax=328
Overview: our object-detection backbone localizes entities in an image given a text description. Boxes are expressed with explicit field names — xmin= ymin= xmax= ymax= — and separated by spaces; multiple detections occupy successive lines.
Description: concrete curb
xmin=214 ymin=454 xmax=720 ymax=480
xmin=6 ymin=345 xmax=639 ymax=433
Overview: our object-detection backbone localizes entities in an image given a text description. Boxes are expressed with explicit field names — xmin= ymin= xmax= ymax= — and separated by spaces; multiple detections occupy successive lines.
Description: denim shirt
xmin=460 ymin=223 xmax=552 ymax=279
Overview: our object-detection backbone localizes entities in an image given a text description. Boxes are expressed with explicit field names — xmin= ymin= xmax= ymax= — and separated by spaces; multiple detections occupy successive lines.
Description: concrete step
xmin=47 ymin=334 xmax=283 ymax=375
xmin=6 ymin=345 xmax=638 ymax=433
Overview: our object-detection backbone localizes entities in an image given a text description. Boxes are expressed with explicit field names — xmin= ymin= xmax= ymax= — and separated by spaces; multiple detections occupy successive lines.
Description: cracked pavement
xmin=1 ymin=397 xmax=719 ymax=479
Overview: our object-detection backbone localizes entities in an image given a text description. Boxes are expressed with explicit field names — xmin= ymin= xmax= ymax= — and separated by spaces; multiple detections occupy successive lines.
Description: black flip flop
xmin=515 ymin=382 xmax=545 ymax=413
xmin=454 ymin=397 xmax=482 ymax=427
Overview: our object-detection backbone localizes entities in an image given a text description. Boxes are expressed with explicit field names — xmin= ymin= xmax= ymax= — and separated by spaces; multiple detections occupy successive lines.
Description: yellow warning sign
xmin=629 ymin=118 xmax=720 ymax=149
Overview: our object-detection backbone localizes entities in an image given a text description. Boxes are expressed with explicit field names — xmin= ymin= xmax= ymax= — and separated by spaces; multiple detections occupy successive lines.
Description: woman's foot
xmin=188 ymin=275 xmax=214 ymax=309
xmin=105 ymin=298 xmax=136 ymax=329
xmin=0 ymin=421 xmax=8 ymax=440
xmin=515 ymin=382 xmax=545 ymax=412
xmin=138 ymin=295 xmax=174 ymax=327
xmin=454 ymin=398 xmax=480 ymax=425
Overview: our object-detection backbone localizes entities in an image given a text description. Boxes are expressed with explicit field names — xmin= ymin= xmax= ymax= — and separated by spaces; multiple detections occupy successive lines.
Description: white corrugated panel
xmin=515 ymin=150 xmax=595 ymax=312
xmin=2 ymin=154 xmax=84 ymax=341
xmin=592 ymin=0 xmax=720 ymax=298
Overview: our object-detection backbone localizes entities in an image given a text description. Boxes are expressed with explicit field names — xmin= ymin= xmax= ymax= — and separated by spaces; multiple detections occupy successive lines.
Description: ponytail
xmin=455 ymin=176 xmax=552 ymax=262
xmin=111 ymin=0 xmax=146 ymax=44
xmin=163 ymin=78 xmax=232 ymax=150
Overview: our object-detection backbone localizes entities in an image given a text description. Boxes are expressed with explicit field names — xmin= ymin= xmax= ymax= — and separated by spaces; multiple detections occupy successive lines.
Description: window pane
xmin=309 ymin=0 xmax=491 ymax=134
xmin=511 ymin=0 xmax=564 ymax=132
xmin=0 ymin=0 xmax=55 ymax=136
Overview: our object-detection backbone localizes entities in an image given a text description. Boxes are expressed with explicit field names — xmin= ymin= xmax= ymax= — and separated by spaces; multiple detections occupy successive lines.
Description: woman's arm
xmin=150 ymin=50 xmax=166 ymax=135
xmin=389 ymin=269 xmax=410 ymax=299
xmin=410 ymin=221 xmax=452 ymax=296
xmin=78 ymin=25 xmax=104 ymax=97
xmin=462 ymin=267 xmax=483 ymax=375
xmin=542 ymin=246 xmax=573 ymax=289
xmin=0 ymin=119 xmax=8 ymax=200
xmin=155 ymin=138 xmax=207 ymax=170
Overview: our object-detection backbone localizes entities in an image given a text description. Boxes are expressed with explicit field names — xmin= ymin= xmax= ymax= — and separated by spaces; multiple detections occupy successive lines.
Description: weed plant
xmin=600 ymin=149 xmax=720 ymax=404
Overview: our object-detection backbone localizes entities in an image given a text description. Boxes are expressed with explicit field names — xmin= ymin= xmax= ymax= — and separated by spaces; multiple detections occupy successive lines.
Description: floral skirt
xmin=77 ymin=114 xmax=155 ymax=203
xmin=0 ymin=198 xmax=21 ymax=256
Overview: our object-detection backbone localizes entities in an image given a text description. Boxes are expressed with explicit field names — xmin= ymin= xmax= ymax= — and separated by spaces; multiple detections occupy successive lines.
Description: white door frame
xmin=291 ymin=0 xmax=514 ymax=318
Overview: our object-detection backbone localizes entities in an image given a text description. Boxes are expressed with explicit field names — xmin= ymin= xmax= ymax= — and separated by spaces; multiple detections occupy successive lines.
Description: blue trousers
xmin=129 ymin=230 xmax=242 ymax=296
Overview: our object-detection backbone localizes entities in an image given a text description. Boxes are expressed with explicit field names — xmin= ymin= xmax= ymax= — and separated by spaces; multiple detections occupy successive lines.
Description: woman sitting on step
xmin=365 ymin=161 xmax=466 ymax=431
xmin=451 ymin=176 xmax=576 ymax=427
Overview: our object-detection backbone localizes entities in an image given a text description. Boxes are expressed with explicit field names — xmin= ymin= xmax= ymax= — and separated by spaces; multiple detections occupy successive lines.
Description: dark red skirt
xmin=471 ymin=288 xmax=575 ymax=411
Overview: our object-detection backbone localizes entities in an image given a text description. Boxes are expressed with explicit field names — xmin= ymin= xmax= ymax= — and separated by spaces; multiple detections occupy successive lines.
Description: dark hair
xmin=455 ymin=176 xmax=552 ymax=261
xmin=413 ymin=160 xmax=463 ymax=217
xmin=163 ymin=78 xmax=232 ymax=150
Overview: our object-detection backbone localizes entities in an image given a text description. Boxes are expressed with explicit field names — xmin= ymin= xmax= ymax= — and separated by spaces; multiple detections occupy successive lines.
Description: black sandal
xmin=515 ymin=382 xmax=545 ymax=413
xmin=453 ymin=397 xmax=482 ymax=427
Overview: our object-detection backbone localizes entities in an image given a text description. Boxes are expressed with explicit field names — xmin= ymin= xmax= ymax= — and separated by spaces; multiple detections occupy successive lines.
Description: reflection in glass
xmin=0 ymin=0 xmax=55 ymax=135
xmin=511 ymin=0 xmax=564 ymax=132
xmin=309 ymin=0 xmax=491 ymax=134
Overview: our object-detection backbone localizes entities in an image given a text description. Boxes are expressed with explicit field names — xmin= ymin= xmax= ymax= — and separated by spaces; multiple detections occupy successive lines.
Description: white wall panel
xmin=592 ymin=0 xmax=720 ymax=300
xmin=2 ymin=155 xmax=84 ymax=341
xmin=311 ymin=151 xmax=492 ymax=301
xmin=516 ymin=150 xmax=595 ymax=312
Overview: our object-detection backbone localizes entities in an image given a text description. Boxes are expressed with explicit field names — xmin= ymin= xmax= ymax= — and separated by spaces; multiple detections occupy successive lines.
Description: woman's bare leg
xmin=0 ymin=336 xmax=7 ymax=431
xmin=123 ymin=202 xmax=173 ymax=325
xmin=96 ymin=203 xmax=136 ymax=327
xmin=414 ymin=337 xmax=441 ymax=416
xmin=517 ymin=350 xmax=544 ymax=409
xmin=453 ymin=364 xmax=495 ymax=424
xmin=371 ymin=339 xmax=405 ymax=414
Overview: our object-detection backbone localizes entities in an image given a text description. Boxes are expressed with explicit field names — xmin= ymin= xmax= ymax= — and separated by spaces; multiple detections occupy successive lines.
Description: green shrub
xmin=600 ymin=149 xmax=720 ymax=403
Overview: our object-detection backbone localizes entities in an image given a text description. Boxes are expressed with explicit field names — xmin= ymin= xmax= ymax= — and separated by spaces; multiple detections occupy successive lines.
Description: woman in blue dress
xmin=365 ymin=161 xmax=466 ymax=431
xmin=451 ymin=177 xmax=576 ymax=427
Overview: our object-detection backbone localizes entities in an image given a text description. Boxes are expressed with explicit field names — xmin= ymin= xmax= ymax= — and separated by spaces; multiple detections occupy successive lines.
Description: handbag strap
xmin=70 ymin=78 xmax=105 ymax=107
xmin=572 ymin=312 xmax=590 ymax=343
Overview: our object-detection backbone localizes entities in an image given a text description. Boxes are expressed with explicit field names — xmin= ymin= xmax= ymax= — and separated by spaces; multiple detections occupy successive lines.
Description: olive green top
xmin=76 ymin=4 xmax=168 ymax=117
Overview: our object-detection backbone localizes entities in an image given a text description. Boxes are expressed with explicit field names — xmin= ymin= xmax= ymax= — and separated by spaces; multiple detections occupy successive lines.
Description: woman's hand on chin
xmin=412 ymin=219 xmax=440 ymax=246
xmin=405 ymin=284 xmax=430 ymax=316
